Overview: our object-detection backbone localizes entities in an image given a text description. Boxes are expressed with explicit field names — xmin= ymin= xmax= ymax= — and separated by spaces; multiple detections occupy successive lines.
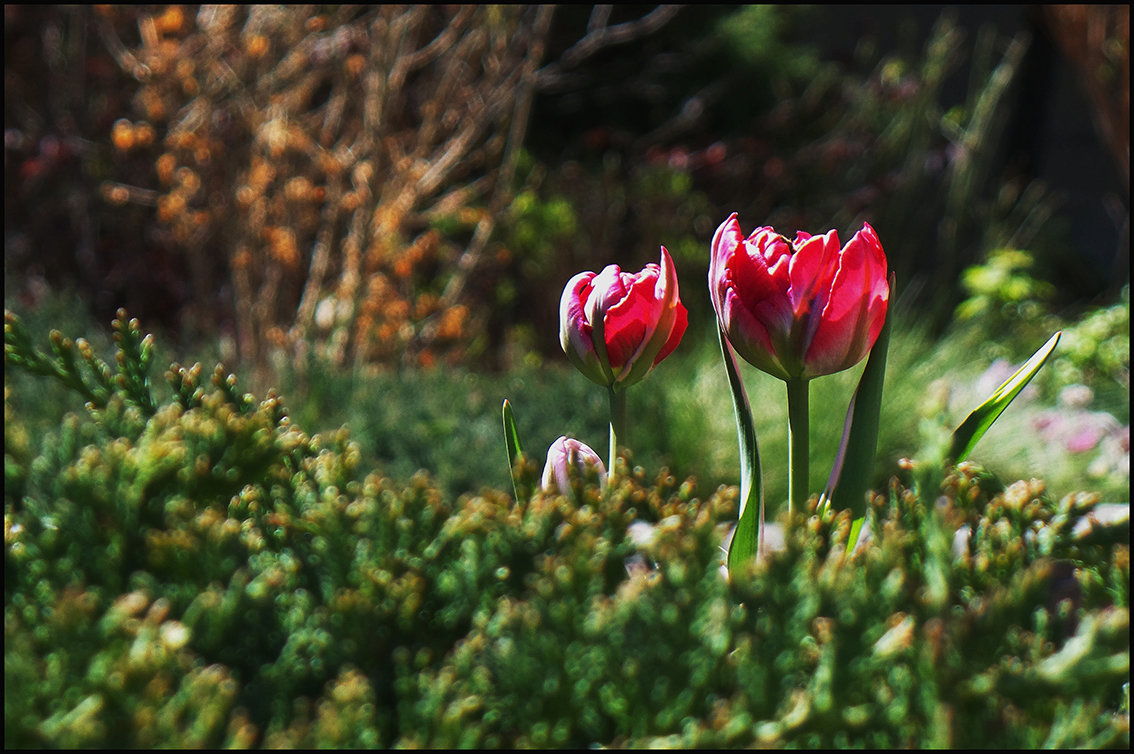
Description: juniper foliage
xmin=4 ymin=310 xmax=1129 ymax=747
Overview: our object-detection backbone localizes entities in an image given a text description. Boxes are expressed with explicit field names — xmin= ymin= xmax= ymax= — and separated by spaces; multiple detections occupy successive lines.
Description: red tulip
xmin=560 ymin=247 xmax=688 ymax=390
xmin=709 ymin=213 xmax=889 ymax=381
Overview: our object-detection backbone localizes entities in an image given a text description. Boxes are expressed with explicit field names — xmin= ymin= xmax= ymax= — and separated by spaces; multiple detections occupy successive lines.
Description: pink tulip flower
xmin=560 ymin=247 xmax=688 ymax=390
xmin=709 ymin=213 xmax=889 ymax=381
xmin=542 ymin=436 xmax=607 ymax=494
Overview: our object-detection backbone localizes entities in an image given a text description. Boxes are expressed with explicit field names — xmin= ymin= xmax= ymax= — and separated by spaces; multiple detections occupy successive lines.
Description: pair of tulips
xmin=544 ymin=213 xmax=889 ymax=509
xmin=535 ymin=209 xmax=1058 ymax=575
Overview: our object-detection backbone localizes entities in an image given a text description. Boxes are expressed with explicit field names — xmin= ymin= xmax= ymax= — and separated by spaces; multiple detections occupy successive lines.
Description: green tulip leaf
xmin=502 ymin=399 xmax=526 ymax=502
xmin=719 ymin=327 xmax=764 ymax=577
xmin=819 ymin=275 xmax=893 ymax=519
xmin=949 ymin=331 xmax=1061 ymax=464
xmin=847 ymin=514 xmax=867 ymax=554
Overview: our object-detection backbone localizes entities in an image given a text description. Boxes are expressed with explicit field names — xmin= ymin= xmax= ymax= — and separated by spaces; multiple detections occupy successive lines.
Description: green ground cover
xmin=4 ymin=296 xmax=1129 ymax=748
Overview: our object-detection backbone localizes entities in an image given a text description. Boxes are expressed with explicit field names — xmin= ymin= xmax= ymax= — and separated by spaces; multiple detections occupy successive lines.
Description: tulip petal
xmin=610 ymin=248 xmax=685 ymax=388
xmin=605 ymin=266 xmax=663 ymax=370
xmin=805 ymin=224 xmax=888 ymax=377
xmin=789 ymin=228 xmax=841 ymax=319
xmin=585 ymin=268 xmax=620 ymax=385
xmin=560 ymin=272 xmax=611 ymax=386
xmin=542 ymin=435 xmax=607 ymax=498
xmin=655 ymin=302 xmax=688 ymax=365
xmin=738 ymin=241 xmax=792 ymax=325
xmin=711 ymin=217 xmax=795 ymax=379
xmin=740 ymin=228 xmax=792 ymax=310
xmin=708 ymin=214 xmax=742 ymax=314
xmin=720 ymin=287 xmax=789 ymax=380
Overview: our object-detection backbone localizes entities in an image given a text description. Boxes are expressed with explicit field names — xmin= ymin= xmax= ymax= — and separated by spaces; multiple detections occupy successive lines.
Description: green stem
xmin=786 ymin=377 xmax=810 ymax=514
xmin=608 ymin=386 xmax=627 ymax=482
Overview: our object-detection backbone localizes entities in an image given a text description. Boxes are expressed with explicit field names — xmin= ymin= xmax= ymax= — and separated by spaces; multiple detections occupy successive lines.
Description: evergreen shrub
xmin=4 ymin=310 xmax=1129 ymax=747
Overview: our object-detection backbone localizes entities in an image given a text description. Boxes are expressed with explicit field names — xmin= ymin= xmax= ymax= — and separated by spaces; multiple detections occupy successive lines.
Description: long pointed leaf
xmin=819 ymin=274 xmax=894 ymax=518
xmin=502 ymin=399 xmax=525 ymax=501
xmin=847 ymin=514 xmax=867 ymax=554
xmin=949 ymin=331 xmax=1061 ymax=463
xmin=719 ymin=328 xmax=764 ymax=576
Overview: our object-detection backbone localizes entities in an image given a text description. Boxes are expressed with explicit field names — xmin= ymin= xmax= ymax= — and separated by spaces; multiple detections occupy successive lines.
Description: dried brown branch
xmin=425 ymin=6 xmax=557 ymax=337
xmin=92 ymin=5 xmax=679 ymax=376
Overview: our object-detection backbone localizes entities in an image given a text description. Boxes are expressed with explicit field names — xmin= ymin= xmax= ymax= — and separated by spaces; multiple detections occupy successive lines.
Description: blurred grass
xmin=7 ymin=284 xmax=1127 ymax=508
xmin=260 ymin=306 xmax=1130 ymax=508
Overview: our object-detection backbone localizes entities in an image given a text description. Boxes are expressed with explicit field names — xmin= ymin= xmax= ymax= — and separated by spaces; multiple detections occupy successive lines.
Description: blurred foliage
xmin=6 ymin=5 xmax=1125 ymax=376
xmin=1040 ymin=5 xmax=1129 ymax=187
xmin=956 ymin=248 xmax=1057 ymax=324
xmin=712 ymin=13 xmax=1068 ymax=330
xmin=1051 ymin=287 xmax=1132 ymax=399
xmin=5 ymin=310 xmax=1129 ymax=748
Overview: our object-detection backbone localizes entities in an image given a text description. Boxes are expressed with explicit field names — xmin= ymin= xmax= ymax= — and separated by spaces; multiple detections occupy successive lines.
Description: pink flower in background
xmin=560 ymin=247 xmax=688 ymax=390
xmin=1034 ymin=406 xmax=1123 ymax=454
xmin=709 ymin=213 xmax=889 ymax=381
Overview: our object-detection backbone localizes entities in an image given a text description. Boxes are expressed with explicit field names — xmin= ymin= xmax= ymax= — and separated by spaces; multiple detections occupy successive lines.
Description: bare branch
xmin=95 ymin=14 xmax=151 ymax=80
xmin=536 ymin=5 xmax=683 ymax=89
xmin=587 ymin=5 xmax=613 ymax=34
xmin=402 ymin=5 xmax=477 ymax=72
xmin=633 ymin=78 xmax=731 ymax=148
xmin=420 ymin=5 xmax=556 ymax=346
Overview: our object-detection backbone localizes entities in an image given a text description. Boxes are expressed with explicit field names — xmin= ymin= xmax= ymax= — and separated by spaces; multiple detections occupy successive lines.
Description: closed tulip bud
xmin=542 ymin=436 xmax=607 ymax=494
xmin=709 ymin=213 xmax=889 ymax=381
xmin=560 ymin=247 xmax=688 ymax=391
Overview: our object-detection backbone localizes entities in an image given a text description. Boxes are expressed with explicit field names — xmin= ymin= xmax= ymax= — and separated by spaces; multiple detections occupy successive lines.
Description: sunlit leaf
xmin=949 ymin=331 xmax=1061 ymax=463
xmin=719 ymin=328 xmax=764 ymax=577
xmin=502 ymin=399 xmax=525 ymax=502
xmin=847 ymin=514 xmax=867 ymax=554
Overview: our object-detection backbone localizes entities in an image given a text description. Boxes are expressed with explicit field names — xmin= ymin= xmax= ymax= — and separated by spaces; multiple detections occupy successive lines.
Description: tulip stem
xmin=786 ymin=377 xmax=810 ymax=514
xmin=608 ymin=386 xmax=627 ymax=483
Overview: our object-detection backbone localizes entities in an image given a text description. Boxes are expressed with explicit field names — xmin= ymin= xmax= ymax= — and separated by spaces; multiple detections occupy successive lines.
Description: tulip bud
xmin=560 ymin=247 xmax=688 ymax=391
xmin=709 ymin=213 xmax=889 ymax=381
xmin=541 ymin=436 xmax=607 ymax=495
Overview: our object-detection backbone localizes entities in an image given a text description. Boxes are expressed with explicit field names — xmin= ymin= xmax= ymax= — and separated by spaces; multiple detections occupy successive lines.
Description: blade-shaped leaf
xmin=819 ymin=276 xmax=893 ymax=518
xmin=719 ymin=328 xmax=764 ymax=576
xmin=502 ymin=399 xmax=525 ymax=501
xmin=847 ymin=514 xmax=867 ymax=554
xmin=949 ymin=331 xmax=1061 ymax=463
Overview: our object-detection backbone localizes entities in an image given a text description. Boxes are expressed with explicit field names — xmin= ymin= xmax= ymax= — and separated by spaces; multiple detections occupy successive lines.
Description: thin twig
xmin=536 ymin=5 xmax=682 ymax=90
